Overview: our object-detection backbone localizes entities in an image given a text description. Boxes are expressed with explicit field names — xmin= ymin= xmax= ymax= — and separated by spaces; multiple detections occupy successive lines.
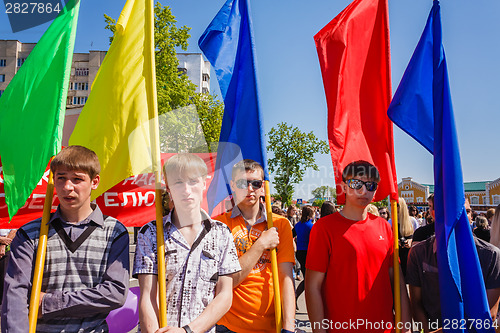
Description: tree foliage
xmin=267 ymin=122 xmax=329 ymax=207
xmin=372 ymin=197 xmax=389 ymax=209
xmin=311 ymin=185 xmax=336 ymax=199
xmin=312 ymin=199 xmax=326 ymax=207
xmin=104 ymin=2 xmax=224 ymax=150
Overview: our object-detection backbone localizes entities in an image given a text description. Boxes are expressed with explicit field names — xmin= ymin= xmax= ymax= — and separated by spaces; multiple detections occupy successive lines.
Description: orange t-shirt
xmin=216 ymin=211 xmax=295 ymax=333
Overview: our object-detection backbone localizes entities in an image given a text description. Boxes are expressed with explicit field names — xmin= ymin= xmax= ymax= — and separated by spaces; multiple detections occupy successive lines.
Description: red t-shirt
xmin=306 ymin=212 xmax=394 ymax=333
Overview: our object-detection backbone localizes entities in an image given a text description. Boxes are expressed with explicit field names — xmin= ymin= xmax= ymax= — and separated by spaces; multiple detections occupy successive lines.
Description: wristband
xmin=281 ymin=329 xmax=294 ymax=333
xmin=183 ymin=325 xmax=193 ymax=333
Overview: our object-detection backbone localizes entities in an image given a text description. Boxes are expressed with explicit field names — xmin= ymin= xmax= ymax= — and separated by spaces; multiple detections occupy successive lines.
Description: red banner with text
xmin=0 ymin=153 xmax=226 ymax=228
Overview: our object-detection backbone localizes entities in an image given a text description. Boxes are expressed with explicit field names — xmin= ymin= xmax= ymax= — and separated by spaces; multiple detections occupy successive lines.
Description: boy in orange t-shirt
xmin=215 ymin=159 xmax=296 ymax=333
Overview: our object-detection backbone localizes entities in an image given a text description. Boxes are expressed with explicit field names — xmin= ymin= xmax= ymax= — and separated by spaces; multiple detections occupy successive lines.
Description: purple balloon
xmin=106 ymin=286 xmax=140 ymax=333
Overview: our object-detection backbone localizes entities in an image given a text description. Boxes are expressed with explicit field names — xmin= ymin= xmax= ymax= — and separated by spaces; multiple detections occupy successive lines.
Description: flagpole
xmin=264 ymin=180 xmax=282 ymax=333
xmin=28 ymin=168 xmax=54 ymax=333
xmin=144 ymin=0 xmax=167 ymax=327
xmin=391 ymin=199 xmax=401 ymax=333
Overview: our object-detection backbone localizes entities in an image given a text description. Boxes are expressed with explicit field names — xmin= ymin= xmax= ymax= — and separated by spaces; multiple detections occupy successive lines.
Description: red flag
xmin=314 ymin=0 xmax=397 ymax=203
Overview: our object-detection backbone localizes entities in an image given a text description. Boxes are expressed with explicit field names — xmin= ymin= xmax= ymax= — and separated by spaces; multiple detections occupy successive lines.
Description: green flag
xmin=0 ymin=0 xmax=80 ymax=219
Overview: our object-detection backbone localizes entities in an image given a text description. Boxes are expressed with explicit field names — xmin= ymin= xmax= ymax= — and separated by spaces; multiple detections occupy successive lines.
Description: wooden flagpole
xmin=144 ymin=0 xmax=167 ymax=327
xmin=264 ymin=180 xmax=282 ymax=333
xmin=391 ymin=199 xmax=401 ymax=333
xmin=28 ymin=168 xmax=54 ymax=332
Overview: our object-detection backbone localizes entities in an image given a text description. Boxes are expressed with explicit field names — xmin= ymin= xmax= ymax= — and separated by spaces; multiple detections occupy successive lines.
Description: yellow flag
xmin=69 ymin=0 xmax=157 ymax=200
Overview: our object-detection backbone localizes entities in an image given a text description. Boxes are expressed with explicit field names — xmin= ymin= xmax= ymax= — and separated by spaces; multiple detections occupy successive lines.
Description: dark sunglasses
xmin=346 ymin=179 xmax=378 ymax=192
xmin=235 ymin=179 xmax=263 ymax=190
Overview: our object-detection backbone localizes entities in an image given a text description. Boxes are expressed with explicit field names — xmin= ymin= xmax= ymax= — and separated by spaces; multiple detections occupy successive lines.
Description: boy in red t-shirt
xmin=305 ymin=160 xmax=411 ymax=333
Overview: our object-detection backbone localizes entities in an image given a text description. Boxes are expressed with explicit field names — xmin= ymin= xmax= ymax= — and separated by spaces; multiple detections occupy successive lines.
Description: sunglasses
xmin=346 ymin=179 xmax=378 ymax=192
xmin=235 ymin=179 xmax=263 ymax=190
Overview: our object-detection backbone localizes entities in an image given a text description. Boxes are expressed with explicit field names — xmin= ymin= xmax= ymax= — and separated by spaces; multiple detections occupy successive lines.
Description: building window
xmin=0 ymin=59 xmax=6 ymax=67
xmin=202 ymin=87 xmax=209 ymax=94
xmin=75 ymin=68 xmax=89 ymax=76
xmin=17 ymin=58 xmax=26 ymax=67
xmin=483 ymin=196 xmax=488 ymax=205
xmin=0 ymin=74 xmax=5 ymax=82
xmin=202 ymin=73 xmax=209 ymax=82
xmin=76 ymin=82 xmax=88 ymax=90
xmin=72 ymin=96 xmax=88 ymax=105
xmin=493 ymin=195 xmax=500 ymax=206
xmin=470 ymin=196 xmax=479 ymax=205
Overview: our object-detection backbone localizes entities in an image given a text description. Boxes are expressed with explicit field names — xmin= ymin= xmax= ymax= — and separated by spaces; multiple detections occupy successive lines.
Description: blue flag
xmin=388 ymin=1 xmax=493 ymax=331
xmin=199 ymin=0 xmax=268 ymax=214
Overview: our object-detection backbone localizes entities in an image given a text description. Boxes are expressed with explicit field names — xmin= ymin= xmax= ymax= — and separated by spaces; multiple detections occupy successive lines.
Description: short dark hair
xmin=232 ymin=159 xmax=264 ymax=180
xmin=50 ymin=145 xmax=100 ymax=179
xmin=342 ymin=160 xmax=380 ymax=182
xmin=300 ymin=205 xmax=315 ymax=222
xmin=320 ymin=201 xmax=336 ymax=218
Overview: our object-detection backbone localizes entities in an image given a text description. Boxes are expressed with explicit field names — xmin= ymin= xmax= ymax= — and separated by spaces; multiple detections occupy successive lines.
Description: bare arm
xmin=305 ymin=269 xmax=327 ymax=333
xmin=409 ymin=285 xmax=434 ymax=333
xmin=279 ymin=262 xmax=296 ymax=331
xmin=487 ymin=288 xmax=500 ymax=320
xmin=232 ymin=227 xmax=279 ymax=287
xmin=138 ymin=274 xmax=160 ymax=333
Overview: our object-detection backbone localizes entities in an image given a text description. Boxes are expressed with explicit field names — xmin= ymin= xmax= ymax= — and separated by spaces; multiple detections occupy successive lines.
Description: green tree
xmin=312 ymin=199 xmax=326 ymax=208
xmin=311 ymin=185 xmax=336 ymax=200
xmin=104 ymin=3 xmax=224 ymax=148
xmin=373 ymin=198 xmax=389 ymax=209
xmin=267 ymin=122 xmax=330 ymax=207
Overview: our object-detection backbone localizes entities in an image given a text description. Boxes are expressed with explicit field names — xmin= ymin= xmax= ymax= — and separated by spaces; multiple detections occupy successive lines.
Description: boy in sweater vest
xmin=1 ymin=145 xmax=130 ymax=333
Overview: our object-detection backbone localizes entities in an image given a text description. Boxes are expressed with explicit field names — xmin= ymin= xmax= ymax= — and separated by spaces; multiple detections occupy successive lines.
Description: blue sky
xmin=1 ymin=0 xmax=499 ymax=200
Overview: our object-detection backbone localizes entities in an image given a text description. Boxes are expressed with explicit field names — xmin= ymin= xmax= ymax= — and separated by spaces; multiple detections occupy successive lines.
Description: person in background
xmin=0 ymin=229 xmax=15 ymax=305
xmin=489 ymin=204 xmax=500 ymax=249
xmin=320 ymin=201 xmax=336 ymax=218
xmin=474 ymin=215 xmax=491 ymax=243
xmin=378 ymin=206 xmax=389 ymax=221
xmin=413 ymin=195 xmax=436 ymax=243
xmin=465 ymin=198 xmax=473 ymax=226
xmin=294 ymin=205 xmax=315 ymax=306
xmin=314 ymin=207 xmax=320 ymax=221
xmin=407 ymin=200 xmax=500 ymax=332
xmin=395 ymin=198 xmax=415 ymax=277
xmin=272 ymin=205 xmax=286 ymax=217
xmin=486 ymin=208 xmax=495 ymax=227
xmin=408 ymin=205 xmax=420 ymax=230
xmin=286 ymin=205 xmax=299 ymax=227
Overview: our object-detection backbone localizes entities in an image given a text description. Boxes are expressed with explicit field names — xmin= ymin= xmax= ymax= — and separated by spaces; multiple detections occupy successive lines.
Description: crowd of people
xmin=2 ymin=146 xmax=500 ymax=333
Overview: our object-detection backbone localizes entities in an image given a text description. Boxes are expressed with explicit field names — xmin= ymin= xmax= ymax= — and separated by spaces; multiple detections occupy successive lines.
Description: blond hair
xmin=398 ymin=197 xmax=414 ymax=237
xmin=367 ymin=204 xmax=379 ymax=216
xmin=164 ymin=153 xmax=207 ymax=185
